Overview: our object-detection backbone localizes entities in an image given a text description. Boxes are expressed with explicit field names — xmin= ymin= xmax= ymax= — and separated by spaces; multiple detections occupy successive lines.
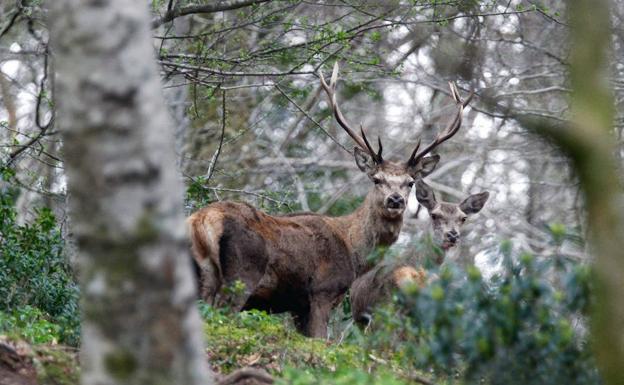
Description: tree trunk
xmin=47 ymin=1 xmax=214 ymax=385
xmin=522 ymin=1 xmax=624 ymax=384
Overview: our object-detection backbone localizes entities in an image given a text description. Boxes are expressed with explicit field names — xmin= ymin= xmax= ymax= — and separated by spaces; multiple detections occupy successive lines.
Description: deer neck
xmin=441 ymin=244 xmax=460 ymax=264
xmin=333 ymin=191 xmax=404 ymax=274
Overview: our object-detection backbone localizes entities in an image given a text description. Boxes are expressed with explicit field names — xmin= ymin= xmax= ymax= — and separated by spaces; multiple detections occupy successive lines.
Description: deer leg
xmin=214 ymin=277 xmax=257 ymax=311
xmin=197 ymin=260 xmax=221 ymax=305
xmin=304 ymin=298 xmax=333 ymax=338
xmin=293 ymin=311 xmax=310 ymax=335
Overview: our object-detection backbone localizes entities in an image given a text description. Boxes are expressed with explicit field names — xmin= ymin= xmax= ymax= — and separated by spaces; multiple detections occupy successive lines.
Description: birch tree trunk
xmin=47 ymin=1 xmax=214 ymax=385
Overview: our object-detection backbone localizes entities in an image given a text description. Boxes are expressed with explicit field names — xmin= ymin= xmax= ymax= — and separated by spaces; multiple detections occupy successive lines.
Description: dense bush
xmin=369 ymin=241 xmax=601 ymax=385
xmin=0 ymin=187 xmax=79 ymax=345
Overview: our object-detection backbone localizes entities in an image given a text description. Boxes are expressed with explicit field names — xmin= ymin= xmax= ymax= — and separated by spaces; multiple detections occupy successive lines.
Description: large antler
xmin=319 ymin=63 xmax=383 ymax=164
xmin=406 ymin=82 xmax=474 ymax=167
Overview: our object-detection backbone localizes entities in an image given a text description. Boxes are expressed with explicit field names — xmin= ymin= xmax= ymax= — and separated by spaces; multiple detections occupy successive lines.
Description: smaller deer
xmin=350 ymin=180 xmax=489 ymax=326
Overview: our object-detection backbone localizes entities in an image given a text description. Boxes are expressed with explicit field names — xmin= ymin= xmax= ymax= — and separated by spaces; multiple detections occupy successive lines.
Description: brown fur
xmin=186 ymin=149 xmax=445 ymax=338
xmin=350 ymin=182 xmax=490 ymax=328
xmin=189 ymin=129 xmax=441 ymax=338
xmin=393 ymin=266 xmax=427 ymax=289
xmin=187 ymin=190 xmax=407 ymax=337
xmin=350 ymin=262 xmax=428 ymax=326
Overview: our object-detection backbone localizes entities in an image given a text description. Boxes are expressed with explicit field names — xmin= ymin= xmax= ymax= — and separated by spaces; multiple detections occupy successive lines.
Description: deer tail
xmin=187 ymin=213 xmax=224 ymax=294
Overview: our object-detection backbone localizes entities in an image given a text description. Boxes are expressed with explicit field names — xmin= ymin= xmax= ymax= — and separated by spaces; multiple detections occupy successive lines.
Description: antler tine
xmin=319 ymin=63 xmax=380 ymax=161
xmin=406 ymin=138 xmax=421 ymax=166
xmin=407 ymin=82 xmax=473 ymax=166
xmin=359 ymin=124 xmax=383 ymax=163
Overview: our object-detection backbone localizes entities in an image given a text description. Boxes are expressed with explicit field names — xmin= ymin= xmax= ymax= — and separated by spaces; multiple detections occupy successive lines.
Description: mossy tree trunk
xmin=525 ymin=1 xmax=624 ymax=383
xmin=47 ymin=1 xmax=214 ymax=385
xmin=567 ymin=1 xmax=624 ymax=382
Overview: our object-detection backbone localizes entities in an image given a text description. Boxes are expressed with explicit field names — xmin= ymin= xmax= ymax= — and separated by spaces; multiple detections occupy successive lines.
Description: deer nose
xmin=386 ymin=194 xmax=405 ymax=209
xmin=446 ymin=230 xmax=459 ymax=243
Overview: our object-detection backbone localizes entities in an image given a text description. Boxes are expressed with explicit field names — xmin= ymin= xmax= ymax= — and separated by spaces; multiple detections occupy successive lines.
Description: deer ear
xmin=407 ymin=155 xmax=440 ymax=178
xmin=460 ymin=191 xmax=490 ymax=214
xmin=354 ymin=146 xmax=376 ymax=174
xmin=415 ymin=180 xmax=437 ymax=211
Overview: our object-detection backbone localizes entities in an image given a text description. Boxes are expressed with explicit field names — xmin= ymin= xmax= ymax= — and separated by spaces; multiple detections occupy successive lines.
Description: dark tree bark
xmin=47 ymin=1 xmax=214 ymax=384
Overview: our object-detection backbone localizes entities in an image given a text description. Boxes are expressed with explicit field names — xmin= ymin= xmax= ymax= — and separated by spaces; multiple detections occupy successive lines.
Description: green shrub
xmin=199 ymin=304 xmax=423 ymax=384
xmin=370 ymin=242 xmax=601 ymax=385
xmin=0 ymin=306 xmax=62 ymax=344
xmin=0 ymin=188 xmax=79 ymax=345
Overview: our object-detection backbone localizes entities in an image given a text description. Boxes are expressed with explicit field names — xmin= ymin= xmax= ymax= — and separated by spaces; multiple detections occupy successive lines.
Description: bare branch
xmin=151 ymin=0 xmax=272 ymax=29
xmin=205 ymin=89 xmax=226 ymax=183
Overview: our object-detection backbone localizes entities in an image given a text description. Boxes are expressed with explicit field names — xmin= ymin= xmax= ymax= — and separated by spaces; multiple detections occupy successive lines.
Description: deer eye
xmin=407 ymin=181 xmax=415 ymax=188
xmin=431 ymin=214 xmax=441 ymax=220
xmin=461 ymin=217 xmax=467 ymax=223
xmin=373 ymin=178 xmax=382 ymax=185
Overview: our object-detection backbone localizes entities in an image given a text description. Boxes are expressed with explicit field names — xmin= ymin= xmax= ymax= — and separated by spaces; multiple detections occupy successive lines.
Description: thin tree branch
xmin=274 ymin=84 xmax=351 ymax=154
xmin=0 ymin=1 xmax=22 ymax=41
xmin=205 ymin=89 xmax=226 ymax=183
xmin=151 ymin=0 xmax=272 ymax=29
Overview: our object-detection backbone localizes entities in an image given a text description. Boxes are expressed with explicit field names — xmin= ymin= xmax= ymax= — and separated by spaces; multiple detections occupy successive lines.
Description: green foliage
xmin=200 ymin=305 xmax=366 ymax=372
xmin=276 ymin=366 xmax=410 ymax=385
xmin=370 ymin=242 xmax=600 ymax=385
xmin=199 ymin=304 xmax=416 ymax=384
xmin=0 ymin=189 xmax=79 ymax=345
xmin=0 ymin=306 xmax=62 ymax=344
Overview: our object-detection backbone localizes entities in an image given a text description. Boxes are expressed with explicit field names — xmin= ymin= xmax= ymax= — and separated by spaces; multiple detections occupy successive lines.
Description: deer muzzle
xmin=385 ymin=193 xmax=406 ymax=210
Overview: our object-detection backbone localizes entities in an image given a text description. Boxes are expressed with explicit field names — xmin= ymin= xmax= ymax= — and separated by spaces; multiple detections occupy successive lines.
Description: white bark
xmin=47 ymin=1 xmax=213 ymax=384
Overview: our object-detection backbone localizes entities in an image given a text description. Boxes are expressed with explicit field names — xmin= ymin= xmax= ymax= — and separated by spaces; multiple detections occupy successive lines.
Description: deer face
xmin=416 ymin=180 xmax=489 ymax=249
xmin=355 ymin=148 xmax=440 ymax=219
xmin=319 ymin=63 xmax=471 ymax=220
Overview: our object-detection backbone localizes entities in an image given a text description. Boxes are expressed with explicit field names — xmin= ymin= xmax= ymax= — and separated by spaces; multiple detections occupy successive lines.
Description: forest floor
xmin=0 ymin=306 xmax=426 ymax=385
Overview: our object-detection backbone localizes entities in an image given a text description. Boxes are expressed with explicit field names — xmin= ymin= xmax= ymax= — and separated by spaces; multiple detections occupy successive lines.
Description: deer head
xmin=320 ymin=63 xmax=472 ymax=219
xmin=415 ymin=180 xmax=489 ymax=250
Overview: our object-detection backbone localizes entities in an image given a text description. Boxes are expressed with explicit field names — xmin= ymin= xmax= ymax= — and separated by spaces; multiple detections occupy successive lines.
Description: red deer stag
xmin=350 ymin=180 xmax=489 ymax=327
xmin=188 ymin=64 xmax=472 ymax=337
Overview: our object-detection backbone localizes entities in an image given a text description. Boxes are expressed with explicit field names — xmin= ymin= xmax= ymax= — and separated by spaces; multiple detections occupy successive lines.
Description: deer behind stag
xmin=350 ymin=180 xmax=489 ymax=327
xmin=188 ymin=64 xmax=472 ymax=337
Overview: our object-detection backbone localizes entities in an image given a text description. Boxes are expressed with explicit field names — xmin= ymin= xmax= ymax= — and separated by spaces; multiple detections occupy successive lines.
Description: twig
xmin=274 ymin=84 xmax=351 ymax=154
xmin=205 ymin=89 xmax=226 ymax=183
xmin=216 ymin=367 xmax=273 ymax=385
xmin=6 ymin=46 xmax=54 ymax=167
xmin=202 ymin=187 xmax=291 ymax=208
xmin=152 ymin=0 xmax=272 ymax=29
xmin=407 ymin=373 xmax=436 ymax=385
xmin=0 ymin=1 xmax=22 ymax=41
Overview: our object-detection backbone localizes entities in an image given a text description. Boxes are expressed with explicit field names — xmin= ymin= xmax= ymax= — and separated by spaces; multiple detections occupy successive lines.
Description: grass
xmin=2 ymin=303 xmax=427 ymax=385
xmin=200 ymin=304 xmax=417 ymax=384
